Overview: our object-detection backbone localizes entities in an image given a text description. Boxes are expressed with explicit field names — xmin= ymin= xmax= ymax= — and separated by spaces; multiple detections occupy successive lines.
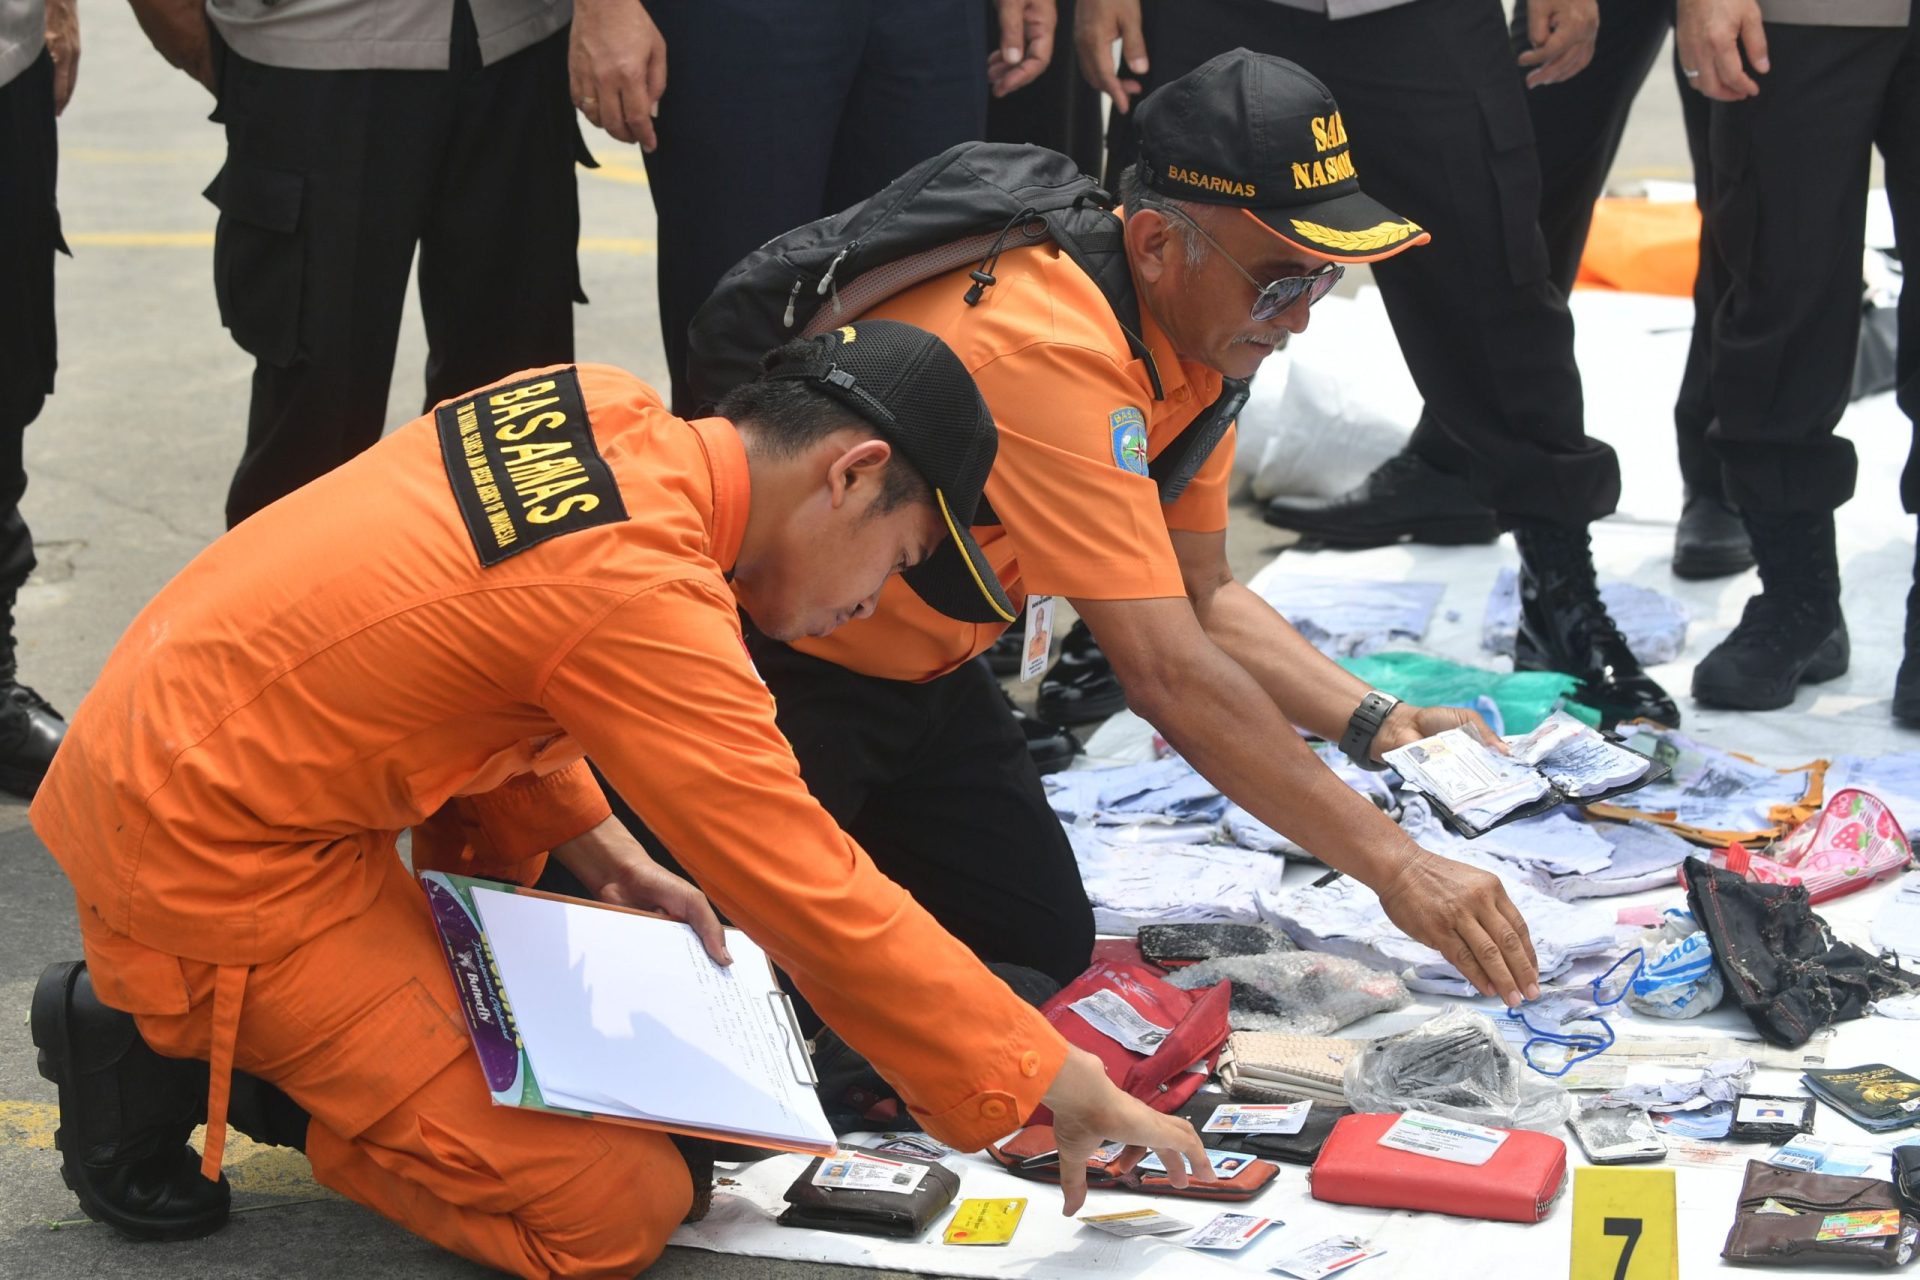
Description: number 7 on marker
xmin=1605 ymin=1217 xmax=1642 ymax=1280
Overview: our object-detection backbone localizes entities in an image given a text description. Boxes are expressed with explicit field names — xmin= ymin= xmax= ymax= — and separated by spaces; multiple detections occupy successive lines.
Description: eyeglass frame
xmin=1157 ymin=205 xmax=1345 ymax=323
xmin=1505 ymin=947 xmax=1646 ymax=1078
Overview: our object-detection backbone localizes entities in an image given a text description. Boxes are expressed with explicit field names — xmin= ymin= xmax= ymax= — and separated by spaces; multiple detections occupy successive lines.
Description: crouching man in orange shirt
xmin=28 ymin=321 xmax=1203 ymax=1278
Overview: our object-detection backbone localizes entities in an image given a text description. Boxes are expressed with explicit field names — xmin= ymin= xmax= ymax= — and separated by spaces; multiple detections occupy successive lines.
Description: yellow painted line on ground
xmin=65 ymin=232 xmax=655 ymax=255
xmin=4 ymin=1100 xmax=329 ymax=1203
xmin=584 ymin=156 xmax=649 ymax=186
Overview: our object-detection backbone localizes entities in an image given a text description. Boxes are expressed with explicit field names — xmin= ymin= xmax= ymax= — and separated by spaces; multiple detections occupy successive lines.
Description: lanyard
xmin=1506 ymin=948 xmax=1645 ymax=1077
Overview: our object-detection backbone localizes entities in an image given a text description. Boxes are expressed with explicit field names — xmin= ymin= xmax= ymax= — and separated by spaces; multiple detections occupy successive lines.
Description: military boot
xmin=0 ymin=588 xmax=65 ymax=797
xmin=1036 ymin=621 xmax=1128 ymax=726
xmin=1692 ymin=511 xmax=1848 ymax=711
xmin=1512 ymin=521 xmax=1682 ymax=727
xmin=30 ymin=961 xmax=231 ymax=1240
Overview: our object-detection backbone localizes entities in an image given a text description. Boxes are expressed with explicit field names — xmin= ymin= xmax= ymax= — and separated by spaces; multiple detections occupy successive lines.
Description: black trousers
xmin=597 ymin=634 xmax=1096 ymax=998
xmin=0 ymin=51 xmax=59 ymax=598
xmin=984 ymin=0 xmax=1106 ymax=175
xmin=1413 ymin=0 xmax=1725 ymax=499
xmin=642 ymin=0 xmax=990 ymax=415
xmin=1108 ymin=0 xmax=1618 ymax=526
xmin=209 ymin=5 xmax=585 ymax=527
xmin=1703 ymin=19 xmax=1920 ymax=515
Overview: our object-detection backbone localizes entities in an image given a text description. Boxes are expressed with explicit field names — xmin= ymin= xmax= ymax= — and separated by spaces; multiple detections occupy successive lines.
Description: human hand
xmin=1376 ymin=846 xmax=1540 ymax=1007
xmin=128 ymin=0 xmax=214 ymax=94
xmin=989 ymin=0 xmax=1056 ymax=98
xmin=1373 ymin=702 xmax=1506 ymax=760
xmin=1041 ymin=1047 xmax=1207 ymax=1215
xmin=1676 ymin=0 xmax=1769 ymax=100
xmin=1072 ymin=0 xmax=1147 ymax=115
xmin=1516 ymin=0 xmax=1598 ymax=88
xmin=45 ymin=0 xmax=78 ymax=114
xmin=553 ymin=816 xmax=732 ymax=965
xmin=570 ymin=0 xmax=667 ymax=150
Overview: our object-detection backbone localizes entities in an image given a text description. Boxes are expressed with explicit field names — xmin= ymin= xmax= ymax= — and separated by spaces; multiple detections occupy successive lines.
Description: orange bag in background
xmin=1574 ymin=198 xmax=1702 ymax=297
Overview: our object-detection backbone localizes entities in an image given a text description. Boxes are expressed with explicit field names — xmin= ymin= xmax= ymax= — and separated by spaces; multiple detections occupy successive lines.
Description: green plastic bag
xmin=1336 ymin=651 xmax=1599 ymax=735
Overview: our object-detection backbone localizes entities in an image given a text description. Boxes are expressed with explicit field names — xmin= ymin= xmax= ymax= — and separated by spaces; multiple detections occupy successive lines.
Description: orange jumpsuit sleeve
xmin=541 ymin=578 xmax=1069 ymax=1149
xmin=1163 ymin=423 xmax=1237 ymax=535
xmin=970 ymin=340 xmax=1190 ymax=603
xmin=414 ymin=760 xmax=615 ymax=885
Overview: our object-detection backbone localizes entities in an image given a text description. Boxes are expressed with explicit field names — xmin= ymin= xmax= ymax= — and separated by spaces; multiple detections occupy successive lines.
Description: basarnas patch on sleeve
xmin=1109 ymin=406 xmax=1149 ymax=476
xmin=435 ymin=367 xmax=629 ymax=566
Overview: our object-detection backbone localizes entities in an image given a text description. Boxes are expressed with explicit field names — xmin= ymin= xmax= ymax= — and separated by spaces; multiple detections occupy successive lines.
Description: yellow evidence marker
xmin=1570 ymin=1166 xmax=1679 ymax=1280
xmin=944 ymin=1197 xmax=1028 ymax=1246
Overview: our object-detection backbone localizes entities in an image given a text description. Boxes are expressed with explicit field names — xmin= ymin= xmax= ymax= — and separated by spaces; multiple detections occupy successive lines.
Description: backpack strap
xmin=1046 ymin=205 xmax=1166 ymax=403
xmin=1150 ymin=378 xmax=1250 ymax=504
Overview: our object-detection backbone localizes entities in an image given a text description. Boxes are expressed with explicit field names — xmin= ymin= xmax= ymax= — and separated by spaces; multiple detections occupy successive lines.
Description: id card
xmin=1205 ymin=1101 xmax=1311 ymax=1135
xmin=1137 ymin=1148 xmax=1254 ymax=1179
xmin=1080 ymin=1208 xmax=1192 ymax=1238
xmin=1271 ymin=1235 xmax=1386 ymax=1279
xmin=1185 ymin=1213 xmax=1278 ymax=1251
xmin=944 ymin=1198 xmax=1026 ymax=1245
xmin=1020 ymin=595 xmax=1056 ymax=683
xmin=811 ymin=1151 xmax=927 ymax=1195
xmin=1377 ymin=1111 xmax=1509 ymax=1166
xmin=1817 ymin=1211 xmax=1902 ymax=1241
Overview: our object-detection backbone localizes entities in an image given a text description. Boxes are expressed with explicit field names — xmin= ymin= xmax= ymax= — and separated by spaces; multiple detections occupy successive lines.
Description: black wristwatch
xmin=1339 ymin=690 xmax=1401 ymax=771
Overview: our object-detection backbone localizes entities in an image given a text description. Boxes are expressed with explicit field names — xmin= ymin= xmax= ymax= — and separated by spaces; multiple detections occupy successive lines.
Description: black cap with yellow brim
xmin=758 ymin=321 xmax=1017 ymax=626
xmin=1135 ymin=48 xmax=1432 ymax=266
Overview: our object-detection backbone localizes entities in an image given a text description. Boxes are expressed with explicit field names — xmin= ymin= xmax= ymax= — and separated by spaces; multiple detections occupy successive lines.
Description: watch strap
xmin=1340 ymin=691 xmax=1400 ymax=772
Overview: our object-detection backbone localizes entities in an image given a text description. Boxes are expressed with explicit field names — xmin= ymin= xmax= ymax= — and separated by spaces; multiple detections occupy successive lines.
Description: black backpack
xmin=684 ymin=142 xmax=1247 ymax=505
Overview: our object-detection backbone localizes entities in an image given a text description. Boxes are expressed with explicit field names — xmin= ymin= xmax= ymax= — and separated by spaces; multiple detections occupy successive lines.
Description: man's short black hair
xmin=718 ymin=341 xmax=932 ymax=515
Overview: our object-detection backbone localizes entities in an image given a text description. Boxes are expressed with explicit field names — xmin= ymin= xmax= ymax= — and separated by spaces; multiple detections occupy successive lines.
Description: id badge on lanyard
xmin=1019 ymin=595 xmax=1056 ymax=683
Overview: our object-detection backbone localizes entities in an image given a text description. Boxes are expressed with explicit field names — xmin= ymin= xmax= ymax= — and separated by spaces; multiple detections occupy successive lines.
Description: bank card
xmin=1079 ymin=1208 xmax=1192 ymax=1238
xmin=944 ymin=1198 xmax=1026 ymax=1245
xmin=1185 ymin=1213 xmax=1278 ymax=1251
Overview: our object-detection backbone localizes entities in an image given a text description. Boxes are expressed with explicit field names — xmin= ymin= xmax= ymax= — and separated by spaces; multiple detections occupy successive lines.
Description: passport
xmin=1802 ymin=1065 xmax=1920 ymax=1132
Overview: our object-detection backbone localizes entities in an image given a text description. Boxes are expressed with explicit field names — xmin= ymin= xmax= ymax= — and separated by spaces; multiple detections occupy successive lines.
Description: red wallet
xmin=1309 ymin=1112 xmax=1568 ymax=1223
xmin=1032 ymin=960 xmax=1231 ymax=1123
xmin=987 ymin=1124 xmax=1281 ymax=1201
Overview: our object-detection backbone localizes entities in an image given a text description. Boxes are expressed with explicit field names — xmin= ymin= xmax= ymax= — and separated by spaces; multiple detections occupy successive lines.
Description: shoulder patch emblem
xmin=434 ymin=367 xmax=628 ymax=566
xmin=1109 ymin=407 xmax=1149 ymax=476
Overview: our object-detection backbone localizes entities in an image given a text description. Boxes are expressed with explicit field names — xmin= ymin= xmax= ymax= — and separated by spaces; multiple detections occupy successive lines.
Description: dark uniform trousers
xmin=1703 ymin=18 xmax=1920 ymax=515
xmin=1416 ymin=0 xmax=1725 ymax=502
xmin=641 ymin=0 xmax=990 ymax=416
xmin=208 ymin=1 xmax=586 ymax=527
xmin=1109 ymin=0 xmax=1620 ymax=526
xmin=592 ymin=631 xmax=1097 ymax=1010
xmin=0 ymin=50 xmax=59 ymax=599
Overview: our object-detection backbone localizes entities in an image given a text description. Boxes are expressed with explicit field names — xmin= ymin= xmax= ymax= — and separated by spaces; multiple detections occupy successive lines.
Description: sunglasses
xmin=1164 ymin=207 xmax=1345 ymax=322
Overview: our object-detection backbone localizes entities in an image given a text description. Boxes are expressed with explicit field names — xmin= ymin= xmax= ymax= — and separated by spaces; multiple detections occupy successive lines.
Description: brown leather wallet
xmin=986 ymin=1124 xmax=1281 ymax=1201
xmin=1722 ymin=1161 xmax=1919 ymax=1268
xmin=777 ymin=1153 xmax=960 ymax=1239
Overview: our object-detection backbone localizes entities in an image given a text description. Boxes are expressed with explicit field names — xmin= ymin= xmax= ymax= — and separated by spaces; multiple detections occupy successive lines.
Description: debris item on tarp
xmin=1245 ymin=570 xmax=1445 ymax=658
xmin=1683 ymin=857 xmax=1920 ymax=1048
xmin=1165 ymin=951 xmax=1410 ymax=1036
xmin=1546 ymin=821 xmax=1696 ymax=900
xmin=1338 ymin=650 xmax=1598 ymax=736
xmin=1625 ymin=909 xmax=1725 ymax=1020
xmin=1343 ymin=1008 xmax=1572 ymax=1131
xmin=1873 ymin=876 xmax=1920 ymax=960
xmin=1698 ymin=788 xmax=1912 ymax=905
xmin=1068 ymin=829 xmax=1290 ymax=936
xmin=1594 ymin=725 xmax=1826 ymax=845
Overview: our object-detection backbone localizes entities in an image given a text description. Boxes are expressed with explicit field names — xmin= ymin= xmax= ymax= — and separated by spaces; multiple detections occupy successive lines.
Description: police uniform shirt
xmin=208 ymin=0 xmax=570 ymax=71
xmin=0 ymin=0 xmax=44 ymax=90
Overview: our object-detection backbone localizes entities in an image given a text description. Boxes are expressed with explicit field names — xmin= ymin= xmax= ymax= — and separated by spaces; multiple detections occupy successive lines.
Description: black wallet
xmin=1895 ymin=1146 xmax=1920 ymax=1214
xmin=1175 ymin=1092 xmax=1350 ymax=1165
xmin=777 ymin=1153 xmax=960 ymax=1239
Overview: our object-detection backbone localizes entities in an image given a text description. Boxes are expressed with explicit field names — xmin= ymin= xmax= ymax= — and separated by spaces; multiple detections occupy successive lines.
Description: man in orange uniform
xmin=624 ymin=52 xmax=1544 ymax=1018
xmin=29 ymin=322 xmax=1203 ymax=1277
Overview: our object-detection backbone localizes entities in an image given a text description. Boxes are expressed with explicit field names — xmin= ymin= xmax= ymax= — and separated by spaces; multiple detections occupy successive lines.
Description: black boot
xmin=1261 ymin=449 xmax=1501 ymax=548
xmin=1036 ymin=621 xmax=1127 ymax=725
xmin=1692 ymin=512 xmax=1848 ymax=711
xmin=1894 ymin=537 xmax=1920 ymax=725
xmin=1672 ymin=487 xmax=1756 ymax=580
xmin=227 ymin=1071 xmax=310 ymax=1152
xmin=1009 ymin=697 xmax=1081 ymax=774
xmin=0 ymin=588 xmax=66 ymax=798
xmin=1511 ymin=522 xmax=1682 ymax=727
xmin=985 ymin=630 xmax=1023 ymax=676
xmin=30 ymin=961 xmax=232 ymax=1241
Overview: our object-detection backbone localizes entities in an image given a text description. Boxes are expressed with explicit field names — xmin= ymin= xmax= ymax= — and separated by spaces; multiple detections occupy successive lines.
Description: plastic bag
xmin=1343 ymin=1008 xmax=1572 ymax=1131
xmin=1626 ymin=908 xmax=1725 ymax=1020
xmin=1337 ymin=652 xmax=1600 ymax=737
xmin=1165 ymin=951 xmax=1409 ymax=1036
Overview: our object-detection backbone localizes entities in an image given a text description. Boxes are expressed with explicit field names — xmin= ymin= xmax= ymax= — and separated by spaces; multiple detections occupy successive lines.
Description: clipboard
xmin=421 ymin=871 xmax=832 ymax=1156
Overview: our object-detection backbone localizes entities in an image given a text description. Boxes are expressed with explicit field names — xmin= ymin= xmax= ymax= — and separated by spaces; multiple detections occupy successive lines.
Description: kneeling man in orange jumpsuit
xmin=28 ymin=320 xmax=1204 ymax=1277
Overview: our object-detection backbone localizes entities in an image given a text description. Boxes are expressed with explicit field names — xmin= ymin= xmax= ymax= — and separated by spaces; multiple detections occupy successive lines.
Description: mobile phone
xmin=1568 ymin=1104 xmax=1667 ymax=1165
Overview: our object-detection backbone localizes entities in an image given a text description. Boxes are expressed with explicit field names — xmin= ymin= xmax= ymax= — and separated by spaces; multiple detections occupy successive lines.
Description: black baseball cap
xmin=760 ymin=320 xmax=1016 ymax=625
xmin=1135 ymin=49 xmax=1431 ymax=264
